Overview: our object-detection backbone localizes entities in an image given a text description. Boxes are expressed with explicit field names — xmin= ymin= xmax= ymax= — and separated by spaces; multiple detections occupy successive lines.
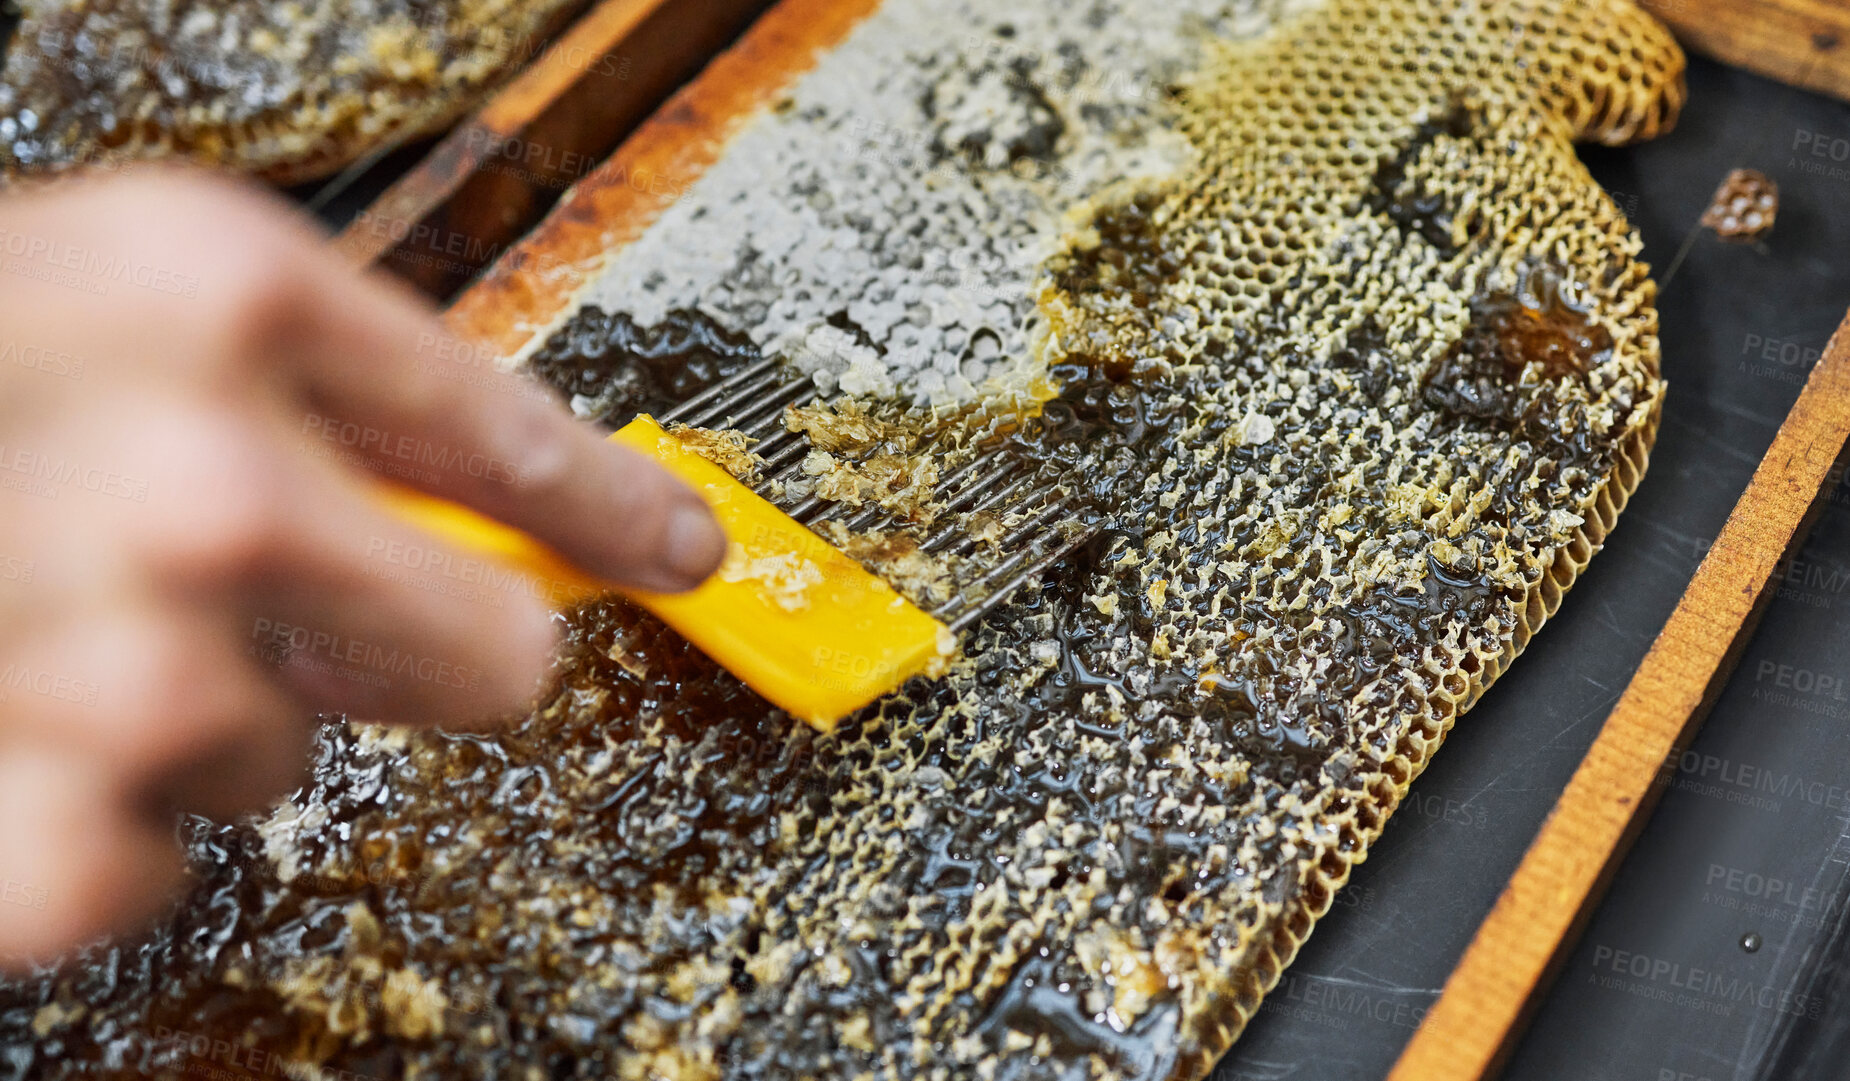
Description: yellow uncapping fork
xmin=374 ymin=359 xmax=1095 ymax=731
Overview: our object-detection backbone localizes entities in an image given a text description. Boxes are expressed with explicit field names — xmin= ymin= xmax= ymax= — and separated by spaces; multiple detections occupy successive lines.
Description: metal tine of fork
xmin=811 ymin=484 xmax=922 ymax=531
xmin=813 ymin=448 xmax=1001 ymax=527
xmin=942 ymin=491 xmax=1071 ymax=561
xmin=935 ymin=524 xmax=1097 ymax=632
xmin=781 ymin=442 xmax=1022 ymax=535
xmin=679 ymin=372 xmax=810 ymax=431
xmin=734 ymin=380 xmax=818 ymax=435
xmin=936 ymin=454 xmax=1021 ymax=515
xmin=783 ymin=489 xmax=839 ymax=523
xmin=761 ymin=450 xmax=814 ymax=495
xmin=656 ymin=358 xmax=781 ymax=426
xmin=752 ymin=427 xmax=807 ymax=463
xmin=921 ymin=471 xmax=1036 ymax=552
xmin=837 ymin=500 xmax=900 ymax=534
xmin=753 ymin=442 xmax=810 ymax=486
xmin=790 ymin=438 xmax=1017 ymax=528
xmin=783 ymin=455 xmax=906 ymax=521
xmin=929 ymin=452 xmax=1001 ymax=502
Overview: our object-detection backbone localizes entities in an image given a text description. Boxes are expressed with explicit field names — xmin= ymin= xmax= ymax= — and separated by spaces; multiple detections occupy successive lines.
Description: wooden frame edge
xmin=332 ymin=0 xmax=677 ymax=269
xmin=439 ymin=0 xmax=881 ymax=356
xmin=1648 ymin=0 xmax=1850 ymax=104
xmin=1389 ymin=306 xmax=1850 ymax=1081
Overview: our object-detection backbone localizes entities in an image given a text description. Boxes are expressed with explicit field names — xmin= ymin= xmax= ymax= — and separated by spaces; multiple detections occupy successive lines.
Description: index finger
xmin=216 ymin=181 xmax=731 ymax=594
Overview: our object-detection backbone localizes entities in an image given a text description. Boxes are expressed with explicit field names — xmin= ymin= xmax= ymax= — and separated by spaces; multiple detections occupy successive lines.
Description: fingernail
xmin=658 ymin=498 xmax=726 ymax=591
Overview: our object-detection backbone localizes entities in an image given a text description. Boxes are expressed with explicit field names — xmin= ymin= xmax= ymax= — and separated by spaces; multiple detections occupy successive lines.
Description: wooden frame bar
xmin=1647 ymin=0 xmax=1850 ymax=104
xmin=335 ymin=0 xmax=780 ymax=299
xmin=1389 ymin=313 xmax=1850 ymax=1080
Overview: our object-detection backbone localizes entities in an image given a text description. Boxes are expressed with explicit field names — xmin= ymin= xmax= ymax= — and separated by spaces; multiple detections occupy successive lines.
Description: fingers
xmin=0 ymin=746 xmax=186 ymax=970
xmin=233 ymin=484 xmax=562 ymax=728
xmin=5 ymin=608 xmax=311 ymax=822
xmin=276 ymin=279 xmax=727 ymax=592
xmin=122 ymin=398 xmax=561 ymax=726
xmin=1 ymin=168 xmax=725 ymax=592
xmin=196 ymin=178 xmax=726 ymax=593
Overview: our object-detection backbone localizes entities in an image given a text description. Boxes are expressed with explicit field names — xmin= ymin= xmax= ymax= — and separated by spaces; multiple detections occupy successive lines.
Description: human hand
xmin=0 ymin=170 xmax=724 ymax=967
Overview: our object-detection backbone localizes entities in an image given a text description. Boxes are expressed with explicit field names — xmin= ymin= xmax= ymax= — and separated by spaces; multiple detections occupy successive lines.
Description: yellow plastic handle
xmin=369 ymin=416 xmax=952 ymax=730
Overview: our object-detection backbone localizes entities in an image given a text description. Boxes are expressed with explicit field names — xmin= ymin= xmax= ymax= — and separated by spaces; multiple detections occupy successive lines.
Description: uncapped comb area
xmin=0 ymin=2 xmax=1683 ymax=1080
xmin=0 ymin=0 xmax=586 ymax=182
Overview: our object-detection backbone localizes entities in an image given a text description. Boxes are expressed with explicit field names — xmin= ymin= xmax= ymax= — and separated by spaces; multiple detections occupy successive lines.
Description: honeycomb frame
xmin=0 ymin=2 xmax=1688 ymax=1079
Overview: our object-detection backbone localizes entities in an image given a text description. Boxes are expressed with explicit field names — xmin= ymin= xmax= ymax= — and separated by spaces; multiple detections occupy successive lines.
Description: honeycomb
xmin=1700 ymin=167 xmax=1778 ymax=241
xmin=0 ymin=0 xmax=584 ymax=183
xmin=0 ymin=1 xmax=1685 ymax=1080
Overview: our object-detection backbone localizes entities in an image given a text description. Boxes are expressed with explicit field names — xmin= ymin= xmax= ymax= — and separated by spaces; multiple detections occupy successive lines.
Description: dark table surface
xmin=1212 ymin=53 xmax=1850 ymax=1081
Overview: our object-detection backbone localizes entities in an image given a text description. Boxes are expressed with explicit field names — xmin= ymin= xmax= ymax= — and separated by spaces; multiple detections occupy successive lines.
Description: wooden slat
xmin=336 ymin=0 xmax=777 ymax=297
xmin=1389 ymin=311 xmax=1850 ymax=1081
xmin=442 ymin=0 xmax=880 ymax=355
xmin=1644 ymin=0 xmax=1850 ymax=103
xmin=332 ymin=0 xmax=673 ymax=268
